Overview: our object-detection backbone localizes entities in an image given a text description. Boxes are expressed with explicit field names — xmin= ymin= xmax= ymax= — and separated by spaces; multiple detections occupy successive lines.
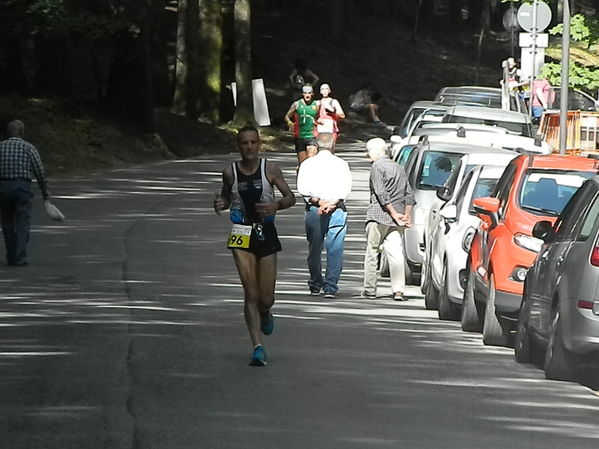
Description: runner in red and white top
xmin=317 ymin=83 xmax=345 ymax=146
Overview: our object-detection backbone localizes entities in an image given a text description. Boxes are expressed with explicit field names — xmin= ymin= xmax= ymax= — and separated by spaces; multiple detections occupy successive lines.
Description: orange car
xmin=462 ymin=154 xmax=599 ymax=346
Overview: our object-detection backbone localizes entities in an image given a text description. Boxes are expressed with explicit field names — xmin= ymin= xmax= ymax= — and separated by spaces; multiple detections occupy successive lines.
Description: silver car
xmin=442 ymin=105 xmax=533 ymax=137
xmin=425 ymin=162 xmax=514 ymax=319
xmin=515 ymin=176 xmax=599 ymax=381
xmin=402 ymin=139 xmax=514 ymax=285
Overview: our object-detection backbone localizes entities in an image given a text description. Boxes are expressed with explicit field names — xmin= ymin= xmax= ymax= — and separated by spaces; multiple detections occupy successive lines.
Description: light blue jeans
xmin=304 ymin=206 xmax=347 ymax=294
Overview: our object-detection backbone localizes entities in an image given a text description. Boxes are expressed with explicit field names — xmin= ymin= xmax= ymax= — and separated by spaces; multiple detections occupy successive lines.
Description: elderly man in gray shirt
xmin=363 ymin=137 xmax=415 ymax=301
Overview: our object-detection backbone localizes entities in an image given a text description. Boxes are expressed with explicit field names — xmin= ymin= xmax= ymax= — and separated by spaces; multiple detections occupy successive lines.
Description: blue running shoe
xmin=249 ymin=345 xmax=267 ymax=366
xmin=260 ymin=309 xmax=274 ymax=335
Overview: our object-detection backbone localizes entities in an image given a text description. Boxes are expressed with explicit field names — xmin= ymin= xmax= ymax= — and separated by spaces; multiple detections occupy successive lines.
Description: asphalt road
xmin=1 ymin=143 xmax=598 ymax=449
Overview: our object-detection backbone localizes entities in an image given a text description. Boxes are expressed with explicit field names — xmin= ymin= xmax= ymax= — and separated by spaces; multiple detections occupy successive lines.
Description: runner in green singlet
xmin=284 ymin=84 xmax=320 ymax=164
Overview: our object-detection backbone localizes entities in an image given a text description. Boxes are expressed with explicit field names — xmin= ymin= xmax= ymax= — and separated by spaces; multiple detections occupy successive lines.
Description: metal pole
xmin=559 ymin=0 xmax=570 ymax=154
xmin=529 ymin=0 xmax=539 ymax=119
xmin=511 ymin=3 xmax=516 ymax=57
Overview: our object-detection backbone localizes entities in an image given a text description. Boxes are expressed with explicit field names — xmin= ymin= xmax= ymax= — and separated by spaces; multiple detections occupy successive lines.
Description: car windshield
xmin=444 ymin=115 xmax=531 ymax=137
xmin=416 ymin=151 xmax=463 ymax=190
xmin=400 ymin=107 xmax=426 ymax=136
xmin=519 ymin=170 xmax=595 ymax=216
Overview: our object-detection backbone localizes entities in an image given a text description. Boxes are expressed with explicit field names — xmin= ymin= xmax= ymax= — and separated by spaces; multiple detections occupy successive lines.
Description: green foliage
xmin=550 ymin=14 xmax=599 ymax=48
xmin=1 ymin=0 xmax=139 ymax=44
xmin=541 ymin=62 xmax=599 ymax=92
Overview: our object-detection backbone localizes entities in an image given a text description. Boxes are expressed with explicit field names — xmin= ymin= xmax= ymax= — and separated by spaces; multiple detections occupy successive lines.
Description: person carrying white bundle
xmin=0 ymin=119 xmax=54 ymax=266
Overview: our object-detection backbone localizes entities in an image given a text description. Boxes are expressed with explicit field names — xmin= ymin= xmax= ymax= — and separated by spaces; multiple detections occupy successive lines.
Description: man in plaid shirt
xmin=0 ymin=119 xmax=50 ymax=266
xmin=362 ymin=138 xmax=414 ymax=301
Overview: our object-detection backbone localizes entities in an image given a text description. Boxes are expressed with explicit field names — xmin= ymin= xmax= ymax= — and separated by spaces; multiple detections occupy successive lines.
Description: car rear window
xmin=519 ymin=170 xmax=595 ymax=216
xmin=416 ymin=151 xmax=463 ymax=190
xmin=443 ymin=115 xmax=531 ymax=137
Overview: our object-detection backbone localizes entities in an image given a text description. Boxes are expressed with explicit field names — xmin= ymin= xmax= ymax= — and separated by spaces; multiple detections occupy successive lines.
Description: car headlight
xmin=513 ymin=233 xmax=543 ymax=253
xmin=462 ymin=227 xmax=476 ymax=252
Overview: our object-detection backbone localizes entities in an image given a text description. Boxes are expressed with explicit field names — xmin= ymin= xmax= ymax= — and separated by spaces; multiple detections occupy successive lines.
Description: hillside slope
xmin=0 ymin=9 xmax=509 ymax=175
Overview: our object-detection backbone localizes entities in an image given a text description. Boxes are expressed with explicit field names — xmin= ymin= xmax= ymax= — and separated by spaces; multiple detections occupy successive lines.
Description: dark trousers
xmin=0 ymin=180 xmax=33 ymax=265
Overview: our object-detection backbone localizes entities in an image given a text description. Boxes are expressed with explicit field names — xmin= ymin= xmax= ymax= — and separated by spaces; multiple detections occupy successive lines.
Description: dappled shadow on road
xmin=0 ymin=152 xmax=597 ymax=448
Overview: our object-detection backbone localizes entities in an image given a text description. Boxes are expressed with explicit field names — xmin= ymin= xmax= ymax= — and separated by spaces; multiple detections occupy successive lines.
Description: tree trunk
xmin=134 ymin=0 xmax=156 ymax=132
xmin=474 ymin=0 xmax=491 ymax=85
xmin=233 ymin=0 xmax=254 ymax=126
xmin=173 ymin=0 xmax=200 ymax=119
xmin=199 ymin=0 xmax=223 ymax=124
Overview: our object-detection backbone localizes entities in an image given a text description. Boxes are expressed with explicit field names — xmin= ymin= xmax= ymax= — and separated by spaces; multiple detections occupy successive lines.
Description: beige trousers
xmin=363 ymin=221 xmax=406 ymax=295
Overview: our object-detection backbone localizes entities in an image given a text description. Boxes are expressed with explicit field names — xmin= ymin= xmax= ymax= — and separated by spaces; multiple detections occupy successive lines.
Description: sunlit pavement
xmin=0 ymin=142 xmax=598 ymax=448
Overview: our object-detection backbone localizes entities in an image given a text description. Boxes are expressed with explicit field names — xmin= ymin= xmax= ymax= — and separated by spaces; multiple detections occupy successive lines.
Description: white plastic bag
xmin=44 ymin=200 xmax=65 ymax=222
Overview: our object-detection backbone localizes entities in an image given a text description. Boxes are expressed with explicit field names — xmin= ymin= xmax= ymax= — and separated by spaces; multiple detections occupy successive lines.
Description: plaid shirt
xmin=0 ymin=137 xmax=49 ymax=198
xmin=366 ymin=155 xmax=415 ymax=226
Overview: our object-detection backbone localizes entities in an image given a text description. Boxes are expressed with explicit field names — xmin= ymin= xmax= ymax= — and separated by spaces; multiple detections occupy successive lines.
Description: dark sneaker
xmin=260 ymin=309 xmax=274 ymax=335
xmin=361 ymin=290 xmax=377 ymax=299
xmin=324 ymin=292 xmax=336 ymax=299
xmin=249 ymin=345 xmax=267 ymax=366
xmin=309 ymin=287 xmax=321 ymax=296
xmin=393 ymin=292 xmax=407 ymax=301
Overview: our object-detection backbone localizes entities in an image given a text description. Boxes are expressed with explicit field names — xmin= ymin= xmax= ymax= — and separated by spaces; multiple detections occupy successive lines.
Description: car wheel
xmin=514 ymin=294 xmax=534 ymax=363
xmin=461 ymin=270 xmax=482 ymax=332
xmin=438 ymin=262 xmax=460 ymax=321
xmin=420 ymin=258 xmax=428 ymax=294
xmin=424 ymin=276 xmax=439 ymax=310
xmin=482 ymin=274 xmax=510 ymax=347
xmin=544 ymin=307 xmax=576 ymax=381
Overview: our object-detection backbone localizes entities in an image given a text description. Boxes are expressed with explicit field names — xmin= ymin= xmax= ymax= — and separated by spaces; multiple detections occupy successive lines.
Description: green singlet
xmin=295 ymin=100 xmax=318 ymax=139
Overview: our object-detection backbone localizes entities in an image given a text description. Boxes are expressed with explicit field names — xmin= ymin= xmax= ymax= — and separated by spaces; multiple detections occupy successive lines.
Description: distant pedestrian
xmin=284 ymin=84 xmax=320 ymax=164
xmin=349 ymin=83 xmax=383 ymax=124
xmin=362 ymin=138 xmax=414 ymax=301
xmin=317 ymin=83 xmax=346 ymax=145
xmin=531 ymin=76 xmax=552 ymax=124
xmin=289 ymin=58 xmax=319 ymax=94
xmin=0 ymin=119 xmax=50 ymax=266
xmin=213 ymin=126 xmax=296 ymax=366
xmin=296 ymin=132 xmax=352 ymax=298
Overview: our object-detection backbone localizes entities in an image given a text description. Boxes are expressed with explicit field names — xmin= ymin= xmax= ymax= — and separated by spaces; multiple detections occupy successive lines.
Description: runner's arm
xmin=266 ymin=162 xmax=296 ymax=212
xmin=214 ymin=166 xmax=233 ymax=214
xmin=284 ymin=102 xmax=297 ymax=128
xmin=333 ymin=99 xmax=345 ymax=120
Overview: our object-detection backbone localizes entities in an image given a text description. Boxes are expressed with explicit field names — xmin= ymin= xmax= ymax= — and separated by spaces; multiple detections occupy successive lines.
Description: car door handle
xmin=556 ymin=256 xmax=564 ymax=266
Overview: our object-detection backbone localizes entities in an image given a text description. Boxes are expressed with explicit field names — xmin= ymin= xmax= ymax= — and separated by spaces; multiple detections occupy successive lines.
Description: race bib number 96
xmin=227 ymin=224 xmax=252 ymax=249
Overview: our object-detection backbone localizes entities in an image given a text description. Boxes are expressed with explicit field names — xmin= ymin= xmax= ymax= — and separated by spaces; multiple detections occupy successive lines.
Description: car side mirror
xmin=532 ymin=220 xmax=554 ymax=242
xmin=436 ymin=186 xmax=452 ymax=202
xmin=473 ymin=197 xmax=500 ymax=229
xmin=439 ymin=204 xmax=457 ymax=221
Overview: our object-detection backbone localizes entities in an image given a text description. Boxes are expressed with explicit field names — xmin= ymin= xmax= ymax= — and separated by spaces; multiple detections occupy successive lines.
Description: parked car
xmin=401 ymin=139 xmax=514 ymax=285
xmin=397 ymin=100 xmax=449 ymax=138
xmin=435 ymin=85 xmax=528 ymax=114
xmin=442 ymin=105 xmax=533 ymax=137
xmin=514 ymin=175 xmax=599 ymax=381
xmin=464 ymin=154 xmax=599 ymax=346
xmin=399 ymin=123 xmax=550 ymax=155
xmin=425 ymin=161 xmax=515 ymax=319
xmin=546 ymin=86 xmax=599 ymax=112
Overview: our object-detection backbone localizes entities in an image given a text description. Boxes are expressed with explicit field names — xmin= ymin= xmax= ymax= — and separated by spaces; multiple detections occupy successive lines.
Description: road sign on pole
xmin=517 ymin=1 xmax=552 ymax=33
